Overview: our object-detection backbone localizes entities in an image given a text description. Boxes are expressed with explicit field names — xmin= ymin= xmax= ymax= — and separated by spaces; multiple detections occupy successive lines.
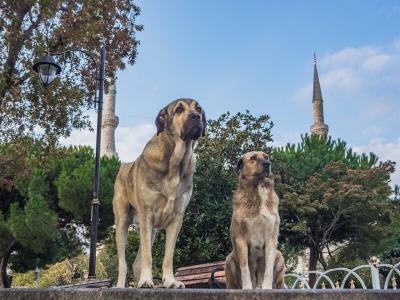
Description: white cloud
xmin=115 ymin=124 xmax=155 ymax=163
xmin=362 ymin=54 xmax=393 ymax=73
xmin=59 ymin=130 xmax=97 ymax=149
xmin=59 ymin=112 xmax=98 ymax=147
xmin=394 ymin=37 xmax=400 ymax=51
xmin=321 ymin=46 xmax=378 ymax=68
xmin=320 ymin=43 xmax=400 ymax=91
xmin=322 ymin=68 xmax=363 ymax=92
xmin=272 ymin=131 xmax=303 ymax=149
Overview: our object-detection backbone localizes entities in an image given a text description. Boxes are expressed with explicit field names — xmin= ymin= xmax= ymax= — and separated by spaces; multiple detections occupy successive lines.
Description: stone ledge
xmin=0 ymin=288 xmax=399 ymax=300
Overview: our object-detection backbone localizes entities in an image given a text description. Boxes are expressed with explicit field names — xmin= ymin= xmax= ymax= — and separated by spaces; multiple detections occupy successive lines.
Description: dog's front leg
xmin=262 ymin=241 xmax=277 ymax=289
xmin=115 ymin=213 xmax=130 ymax=288
xmin=133 ymin=228 xmax=157 ymax=283
xmin=137 ymin=213 xmax=154 ymax=288
xmin=236 ymin=238 xmax=252 ymax=289
xmin=162 ymin=216 xmax=185 ymax=288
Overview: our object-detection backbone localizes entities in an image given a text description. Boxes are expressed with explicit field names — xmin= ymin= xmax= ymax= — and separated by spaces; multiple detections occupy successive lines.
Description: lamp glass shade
xmin=32 ymin=55 xmax=62 ymax=88
xmin=38 ymin=63 xmax=58 ymax=86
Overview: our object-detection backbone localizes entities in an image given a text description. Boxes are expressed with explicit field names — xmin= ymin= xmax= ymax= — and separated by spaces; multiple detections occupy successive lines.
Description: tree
xmin=0 ymin=0 xmax=141 ymax=288
xmin=0 ymin=146 xmax=120 ymax=287
xmin=176 ymin=111 xmax=275 ymax=267
xmin=272 ymin=134 xmax=398 ymax=286
xmin=393 ymin=185 xmax=400 ymax=200
xmin=0 ymin=0 xmax=142 ymax=188
xmin=101 ymin=111 xmax=276 ymax=282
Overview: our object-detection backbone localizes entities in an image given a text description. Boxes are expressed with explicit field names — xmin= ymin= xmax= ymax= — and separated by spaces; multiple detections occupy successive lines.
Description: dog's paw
xmin=242 ymin=281 xmax=253 ymax=290
xmin=261 ymin=283 xmax=273 ymax=289
xmin=163 ymin=277 xmax=185 ymax=289
xmin=138 ymin=278 xmax=154 ymax=288
xmin=115 ymin=278 xmax=126 ymax=288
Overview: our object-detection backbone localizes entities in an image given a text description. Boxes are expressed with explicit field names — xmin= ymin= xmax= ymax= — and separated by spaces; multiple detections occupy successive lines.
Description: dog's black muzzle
xmin=182 ymin=112 xmax=204 ymax=141
xmin=262 ymin=159 xmax=271 ymax=176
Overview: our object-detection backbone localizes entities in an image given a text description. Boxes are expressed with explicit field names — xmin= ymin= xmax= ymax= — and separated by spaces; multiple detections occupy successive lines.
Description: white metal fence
xmin=285 ymin=257 xmax=400 ymax=289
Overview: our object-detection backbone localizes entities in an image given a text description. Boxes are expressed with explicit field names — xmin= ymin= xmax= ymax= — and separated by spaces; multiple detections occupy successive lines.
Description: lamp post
xmin=33 ymin=47 xmax=106 ymax=279
xmin=34 ymin=266 xmax=40 ymax=288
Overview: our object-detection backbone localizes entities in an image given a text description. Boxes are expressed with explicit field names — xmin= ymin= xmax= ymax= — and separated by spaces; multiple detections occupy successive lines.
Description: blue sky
xmin=62 ymin=0 xmax=400 ymax=187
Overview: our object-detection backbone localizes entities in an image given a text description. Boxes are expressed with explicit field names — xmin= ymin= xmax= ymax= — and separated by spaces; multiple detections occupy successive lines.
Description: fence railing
xmin=284 ymin=256 xmax=400 ymax=289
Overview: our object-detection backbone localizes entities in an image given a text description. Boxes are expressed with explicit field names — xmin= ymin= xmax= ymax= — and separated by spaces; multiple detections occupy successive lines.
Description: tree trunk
xmin=308 ymin=244 xmax=318 ymax=288
xmin=1 ymin=239 xmax=19 ymax=288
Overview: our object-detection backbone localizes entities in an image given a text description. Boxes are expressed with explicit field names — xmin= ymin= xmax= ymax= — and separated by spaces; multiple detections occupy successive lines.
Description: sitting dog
xmin=225 ymin=151 xmax=285 ymax=289
xmin=113 ymin=98 xmax=206 ymax=288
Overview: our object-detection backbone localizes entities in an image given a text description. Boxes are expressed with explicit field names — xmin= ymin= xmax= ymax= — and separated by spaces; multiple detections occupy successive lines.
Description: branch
xmin=317 ymin=248 xmax=328 ymax=271
xmin=1 ymin=4 xmax=40 ymax=100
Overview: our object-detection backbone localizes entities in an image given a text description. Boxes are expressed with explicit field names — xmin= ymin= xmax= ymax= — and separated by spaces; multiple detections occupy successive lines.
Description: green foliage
xmin=1 ymin=1 xmax=140 ymax=286
xmin=12 ymin=254 xmax=108 ymax=288
xmin=199 ymin=111 xmax=274 ymax=171
xmin=9 ymin=229 xmax=82 ymax=273
xmin=273 ymin=133 xmax=398 ymax=272
xmin=98 ymin=155 xmax=121 ymax=238
xmin=0 ymin=0 xmax=142 ymax=188
xmin=272 ymin=134 xmax=379 ymax=194
xmin=0 ymin=212 xmax=13 ymax=252
xmin=56 ymin=147 xmax=94 ymax=221
xmin=393 ymin=185 xmax=400 ymax=200
xmin=9 ymin=196 xmax=58 ymax=253
xmin=98 ymin=239 xmax=119 ymax=282
xmin=1 ymin=145 xmax=120 ymax=279
xmin=55 ymin=146 xmax=120 ymax=238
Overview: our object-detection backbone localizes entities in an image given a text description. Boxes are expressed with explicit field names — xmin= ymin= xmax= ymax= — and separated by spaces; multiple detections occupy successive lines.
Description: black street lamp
xmin=33 ymin=47 xmax=106 ymax=279
xmin=34 ymin=266 xmax=40 ymax=288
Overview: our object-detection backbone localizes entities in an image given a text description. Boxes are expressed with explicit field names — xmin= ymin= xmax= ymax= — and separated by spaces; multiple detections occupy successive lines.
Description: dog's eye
xmin=175 ymin=106 xmax=183 ymax=114
xmin=250 ymin=155 xmax=257 ymax=161
xmin=195 ymin=106 xmax=202 ymax=113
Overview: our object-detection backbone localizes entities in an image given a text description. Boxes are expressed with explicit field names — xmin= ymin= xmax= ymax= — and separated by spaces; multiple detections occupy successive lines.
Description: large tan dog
xmin=113 ymin=98 xmax=206 ymax=288
xmin=225 ymin=151 xmax=285 ymax=289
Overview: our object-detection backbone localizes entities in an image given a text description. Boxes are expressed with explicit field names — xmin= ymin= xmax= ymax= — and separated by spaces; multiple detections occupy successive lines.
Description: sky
xmin=61 ymin=0 xmax=400 ymax=188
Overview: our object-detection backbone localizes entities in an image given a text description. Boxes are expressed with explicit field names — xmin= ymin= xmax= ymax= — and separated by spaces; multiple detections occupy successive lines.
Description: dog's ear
xmin=156 ymin=107 xmax=168 ymax=136
xmin=201 ymin=110 xmax=207 ymax=137
xmin=236 ymin=156 xmax=244 ymax=172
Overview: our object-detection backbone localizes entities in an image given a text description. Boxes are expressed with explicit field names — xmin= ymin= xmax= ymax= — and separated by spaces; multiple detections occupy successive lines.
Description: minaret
xmin=310 ymin=54 xmax=329 ymax=136
xmin=100 ymin=78 xmax=119 ymax=158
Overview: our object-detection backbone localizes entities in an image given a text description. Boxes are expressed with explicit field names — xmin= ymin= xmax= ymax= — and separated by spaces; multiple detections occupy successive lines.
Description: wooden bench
xmin=174 ymin=261 xmax=226 ymax=289
xmin=56 ymin=278 xmax=115 ymax=289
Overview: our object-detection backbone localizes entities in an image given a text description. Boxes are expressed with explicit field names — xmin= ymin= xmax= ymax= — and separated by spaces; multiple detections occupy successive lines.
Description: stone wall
xmin=1 ymin=288 xmax=399 ymax=300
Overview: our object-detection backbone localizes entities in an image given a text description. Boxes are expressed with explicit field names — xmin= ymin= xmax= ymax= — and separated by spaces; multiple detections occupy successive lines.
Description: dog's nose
xmin=189 ymin=112 xmax=201 ymax=121
xmin=263 ymin=160 xmax=270 ymax=168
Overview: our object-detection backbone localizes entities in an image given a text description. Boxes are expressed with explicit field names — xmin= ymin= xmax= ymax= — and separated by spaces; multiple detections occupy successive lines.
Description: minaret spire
xmin=310 ymin=54 xmax=329 ymax=136
xmin=101 ymin=78 xmax=119 ymax=158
